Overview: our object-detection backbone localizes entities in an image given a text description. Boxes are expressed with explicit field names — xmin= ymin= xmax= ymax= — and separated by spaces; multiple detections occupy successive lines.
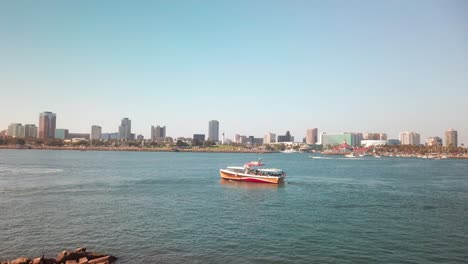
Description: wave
xmin=0 ymin=166 xmax=63 ymax=175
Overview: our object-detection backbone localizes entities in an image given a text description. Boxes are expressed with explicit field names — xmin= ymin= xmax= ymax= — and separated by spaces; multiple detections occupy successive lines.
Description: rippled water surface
xmin=0 ymin=150 xmax=467 ymax=263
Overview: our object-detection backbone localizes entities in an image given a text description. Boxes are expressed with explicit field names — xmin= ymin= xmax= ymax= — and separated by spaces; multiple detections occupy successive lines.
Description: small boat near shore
xmin=220 ymin=159 xmax=286 ymax=184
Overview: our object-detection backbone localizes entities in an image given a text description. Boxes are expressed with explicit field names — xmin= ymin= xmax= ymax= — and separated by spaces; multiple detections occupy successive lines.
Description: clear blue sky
xmin=1 ymin=1 xmax=467 ymax=143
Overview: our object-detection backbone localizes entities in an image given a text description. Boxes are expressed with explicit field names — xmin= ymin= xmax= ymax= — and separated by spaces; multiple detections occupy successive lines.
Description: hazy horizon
xmin=1 ymin=1 xmax=467 ymax=144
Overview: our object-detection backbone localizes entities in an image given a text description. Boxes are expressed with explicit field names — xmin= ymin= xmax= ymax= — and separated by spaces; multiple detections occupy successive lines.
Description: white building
xmin=7 ymin=123 xmax=24 ymax=138
xmin=263 ymin=132 xmax=276 ymax=144
xmin=91 ymin=125 xmax=102 ymax=140
xmin=399 ymin=131 xmax=420 ymax=145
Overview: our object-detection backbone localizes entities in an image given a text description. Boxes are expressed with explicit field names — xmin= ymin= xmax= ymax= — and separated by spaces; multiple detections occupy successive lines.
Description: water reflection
xmin=220 ymin=179 xmax=284 ymax=190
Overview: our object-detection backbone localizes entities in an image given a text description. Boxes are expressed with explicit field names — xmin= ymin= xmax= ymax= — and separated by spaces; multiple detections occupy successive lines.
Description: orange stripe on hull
xmin=220 ymin=170 xmax=284 ymax=184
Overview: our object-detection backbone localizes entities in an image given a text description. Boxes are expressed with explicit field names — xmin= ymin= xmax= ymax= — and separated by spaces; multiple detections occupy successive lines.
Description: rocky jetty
xmin=1 ymin=248 xmax=117 ymax=264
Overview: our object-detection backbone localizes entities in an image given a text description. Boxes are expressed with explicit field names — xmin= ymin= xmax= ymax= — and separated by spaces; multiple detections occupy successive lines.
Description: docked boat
xmin=345 ymin=153 xmax=357 ymax=158
xmin=219 ymin=159 xmax=286 ymax=184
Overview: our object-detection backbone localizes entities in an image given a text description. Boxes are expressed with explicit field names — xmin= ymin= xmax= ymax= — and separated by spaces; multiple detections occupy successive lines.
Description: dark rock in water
xmin=6 ymin=248 xmax=115 ymax=264
xmin=74 ymin=248 xmax=86 ymax=253
xmin=87 ymin=256 xmax=117 ymax=264
xmin=11 ymin=258 xmax=31 ymax=264
xmin=31 ymin=257 xmax=58 ymax=264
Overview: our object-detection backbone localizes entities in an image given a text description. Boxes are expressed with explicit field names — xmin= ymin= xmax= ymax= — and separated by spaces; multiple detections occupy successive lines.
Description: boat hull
xmin=220 ymin=169 xmax=284 ymax=184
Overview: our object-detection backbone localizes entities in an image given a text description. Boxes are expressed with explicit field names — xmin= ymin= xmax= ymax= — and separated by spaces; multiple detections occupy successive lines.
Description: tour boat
xmin=345 ymin=153 xmax=357 ymax=158
xmin=220 ymin=159 xmax=286 ymax=184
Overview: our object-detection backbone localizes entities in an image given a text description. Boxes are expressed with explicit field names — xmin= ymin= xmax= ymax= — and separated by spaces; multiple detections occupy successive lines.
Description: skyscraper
xmin=277 ymin=131 xmax=292 ymax=143
xmin=24 ymin=124 xmax=37 ymax=138
xmin=305 ymin=128 xmax=318 ymax=144
xmin=444 ymin=128 xmax=458 ymax=148
xmin=91 ymin=125 xmax=102 ymax=140
xmin=118 ymin=118 xmax=131 ymax=141
xmin=399 ymin=131 xmax=421 ymax=145
xmin=208 ymin=120 xmax=219 ymax=142
xmin=38 ymin=111 xmax=56 ymax=138
xmin=151 ymin=125 xmax=166 ymax=141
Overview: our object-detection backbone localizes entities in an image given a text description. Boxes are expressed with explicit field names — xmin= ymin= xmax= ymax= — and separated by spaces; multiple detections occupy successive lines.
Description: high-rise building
xmin=24 ymin=124 xmax=37 ymax=138
xmin=445 ymin=128 xmax=458 ymax=148
xmin=263 ymin=132 xmax=276 ymax=144
xmin=399 ymin=131 xmax=421 ymax=145
xmin=208 ymin=120 xmax=219 ymax=142
xmin=118 ymin=118 xmax=131 ymax=141
xmin=7 ymin=123 xmax=24 ymax=138
xmin=91 ymin=125 xmax=102 ymax=140
xmin=151 ymin=125 xmax=166 ymax=141
xmin=55 ymin=129 xmax=69 ymax=140
xmin=305 ymin=128 xmax=318 ymax=144
xmin=38 ymin=111 xmax=56 ymax=138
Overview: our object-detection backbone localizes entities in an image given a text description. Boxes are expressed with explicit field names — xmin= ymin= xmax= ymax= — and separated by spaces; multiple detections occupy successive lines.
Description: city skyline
xmin=1 ymin=111 xmax=464 ymax=146
xmin=1 ymin=1 xmax=467 ymax=143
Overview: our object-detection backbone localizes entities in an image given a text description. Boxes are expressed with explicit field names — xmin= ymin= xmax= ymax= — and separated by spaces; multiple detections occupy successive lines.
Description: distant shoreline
xmin=0 ymin=145 xmax=275 ymax=154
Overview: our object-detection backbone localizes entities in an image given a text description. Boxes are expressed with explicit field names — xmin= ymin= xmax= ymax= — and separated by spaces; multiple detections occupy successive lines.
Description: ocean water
xmin=0 ymin=150 xmax=467 ymax=263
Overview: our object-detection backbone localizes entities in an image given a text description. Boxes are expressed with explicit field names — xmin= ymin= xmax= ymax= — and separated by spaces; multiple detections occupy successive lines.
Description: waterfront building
xmin=277 ymin=131 xmax=292 ymax=143
xmin=208 ymin=120 xmax=219 ymax=142
xmin=234 ymin=134 xmax=241 ymax=144
xmin=193 ymin=134 xmax=205 ymax=142
xmin=305 ymin=128 xmax=318 ymax=144
xmin=24 ymin=124 xmax=37 ymax=138
xmin=68 ymin=133 xmax=90 ymax=140
xmin=151 ymin=125 xmax=166 ymax=141
xmin=240 ymin=135 xmax=248 ymax=144
xmin=321 ymin=132 xmax=362 ymax=147
xmin=263 ymin=132 xmax=276 ymax=144
xmin=55 ymin=129 xmax=69 ymax=140
xmin=444 ymin=128 xmax=458 ymax=148
xmin=399 ymin=131 xmax=420 ymax=145
xmin=7 ymin=123 xmax=24 ymax=138
xmin=426 ymin=137 xmax=442 ymax=147
xmin=253 ymin=138 xmax=264 ymax=145
xmin=360 ymin=140 xmax=388 ymax=147
xmin=91 ymin=125 xmax=102 ymax=140
xmin=101 ymin=133 xmax=111 ymax=141
xmin=118 ymin=118 xmax=131 ymax=141
xmin=387 ymin=139 xmax=401 ymax=145
xmin=137 ymin=134 xmax=144 ymax=140
xmin=363 ymin=133 xmax=387 ymax=140
xmin=38 ymin=111 xmax=56 ymax=138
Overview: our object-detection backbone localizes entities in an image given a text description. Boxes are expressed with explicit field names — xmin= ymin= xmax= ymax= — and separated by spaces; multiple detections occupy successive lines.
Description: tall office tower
xmin=234 ymin=134 xmax=241 ymax=144
xmin=24 ymin=124 xmax=37 ymax=138
xmin=305 ymin=128 xmax=318 ymax=144
xmin=208 ymin=120 xmax=219 ymax=142
xmin=38 ymin=111 xmax=56 ymax=138
xmin=444 ymin=128 xmax=458 ymax=148
xmin=118 ymin=118 xmax=131 ymax=140
xmin=7 ymin=123 xmax=24 ymax=138
xmin=263 ymin=132 xmax=276 ymax=144
xmin=91 ymin=125 xmax=102 ymax=140
xmin=399 ymin=131 xmax=421 ymax=145
xmin=151 ymin=125 xmax=166 ymax=141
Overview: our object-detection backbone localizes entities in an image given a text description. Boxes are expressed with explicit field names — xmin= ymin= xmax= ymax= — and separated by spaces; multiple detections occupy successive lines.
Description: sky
xmin=1 ymin=0 xmax=467 ymax=144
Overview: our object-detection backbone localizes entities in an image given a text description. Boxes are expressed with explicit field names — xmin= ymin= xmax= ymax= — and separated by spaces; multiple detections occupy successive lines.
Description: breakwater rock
xmin=1 ymin=248 xmax=117 ymax=264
